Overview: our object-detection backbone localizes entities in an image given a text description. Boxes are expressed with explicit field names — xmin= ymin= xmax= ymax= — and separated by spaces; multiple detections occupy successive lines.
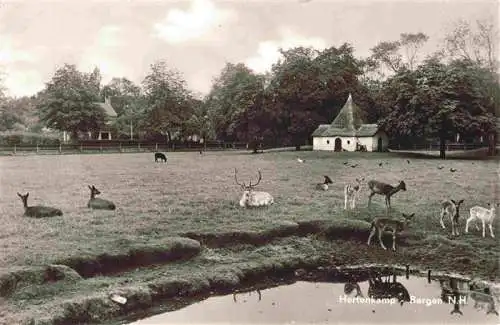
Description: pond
xmin=127 ymin=269 xmax=499 ymax=325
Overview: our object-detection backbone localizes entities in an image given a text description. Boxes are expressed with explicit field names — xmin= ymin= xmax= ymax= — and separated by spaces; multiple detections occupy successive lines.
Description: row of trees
xmin=0 ymin=17 xmax=498 ymax=158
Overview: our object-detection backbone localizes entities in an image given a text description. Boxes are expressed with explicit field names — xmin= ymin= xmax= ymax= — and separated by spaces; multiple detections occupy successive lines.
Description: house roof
xmin=330 ymin=93 xmax=367 ymax=130
xmin=311 ymin=123 xmax=380 ymax=137
xmin=94 ymin=98 xmax=117 ymax=118
xmin=311 ymin=94 xmax=380 ymax=138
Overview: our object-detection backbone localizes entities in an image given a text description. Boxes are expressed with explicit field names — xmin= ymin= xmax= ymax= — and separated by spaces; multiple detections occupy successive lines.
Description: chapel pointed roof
xmin=329 ymin=93 xmax=366 ymax=130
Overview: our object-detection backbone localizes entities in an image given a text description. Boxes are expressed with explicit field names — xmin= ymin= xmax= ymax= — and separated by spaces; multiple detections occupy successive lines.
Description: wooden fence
xmin=0 ymin=141 xmax=250 ymax=156
xmin=389 ymin=143 xmax=489 ymax=151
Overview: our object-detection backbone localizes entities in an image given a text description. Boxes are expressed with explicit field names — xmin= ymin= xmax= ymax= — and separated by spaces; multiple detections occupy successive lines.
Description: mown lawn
xmin=0 ymin=150 xmax=498 ymax=269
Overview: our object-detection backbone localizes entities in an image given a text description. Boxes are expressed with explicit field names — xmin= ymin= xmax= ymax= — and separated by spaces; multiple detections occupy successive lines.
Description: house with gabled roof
xmin=62 ymin=97 xmax=118 ymax=143
xmin=311 ymin=93 xmax=388 ymax=152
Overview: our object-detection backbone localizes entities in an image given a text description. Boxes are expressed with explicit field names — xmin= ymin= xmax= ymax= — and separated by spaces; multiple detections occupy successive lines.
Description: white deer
xmin=344 ymin=178 xmax=364 ymax=210
xmin=465 ymin=203 xmax=498 ymax=238
xmin=234 ymin=169 xmax=274 ymax=208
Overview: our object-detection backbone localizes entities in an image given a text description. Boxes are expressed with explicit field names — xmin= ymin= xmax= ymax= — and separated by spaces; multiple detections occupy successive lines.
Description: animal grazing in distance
xmin=17 ymin=192 xmax=63 ymax=218
xmin=465 ymin=203 xmax=498 ymax=238
xmin=87 ymin=185 xmax=116 ymax=210
xmin=367 ymin=180 xmax=407 ymax=212
xmin=316 ymin=175 xmax=333 ymax=191
xmin=344 ymin=177 xmax=364 ymax=210
xmin=367 ymin=213 xmax=414 ymax=251
xmin=154 ymin=152 xmax=167 ymax=163
xmin=450 ymin=168 xmax=457 ymax=173
xmin=234 ymin=169 xmax=274 ymax=208
xmin=297 ymin=158 xmax=305 ymax=163
xmin=439 ymin=199 xmax=464 ymax=236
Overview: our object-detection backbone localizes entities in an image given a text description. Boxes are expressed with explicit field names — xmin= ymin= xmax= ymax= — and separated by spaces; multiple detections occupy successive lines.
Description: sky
xmin=0 ymin=0 xmax=497 ymax=98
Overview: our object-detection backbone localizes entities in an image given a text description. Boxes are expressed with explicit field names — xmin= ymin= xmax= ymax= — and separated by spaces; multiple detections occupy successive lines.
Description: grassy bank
xmin=0 ymin=150 xmax=498 ymax=324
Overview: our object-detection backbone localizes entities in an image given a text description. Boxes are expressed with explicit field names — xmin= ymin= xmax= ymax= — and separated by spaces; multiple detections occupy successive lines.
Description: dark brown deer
xmin=367 ymin=180 xmax=407 ymax=212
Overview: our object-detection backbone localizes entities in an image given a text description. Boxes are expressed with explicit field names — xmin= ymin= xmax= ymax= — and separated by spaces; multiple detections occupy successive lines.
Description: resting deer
xmin=465 ymin=203 xmax=498 ymax=238
xmin=367 ymin=213 xmax=414 ymax=251
xmin=234 ymin=169 xmax=274 ymax=208
xmin=367 ymin=180 xmax=407 ymax=212
xmin=344 ymin=177 xmax=364 ymax=210
xmin=439 ymin=199 xmax=464 ymax=236
xmin=17 ymin=192 xmax=63 ymax=218
xmin=316 ymin=175 xmax=333 ymax=191
xmin=87 ymin=185 xmax=116 ymax=210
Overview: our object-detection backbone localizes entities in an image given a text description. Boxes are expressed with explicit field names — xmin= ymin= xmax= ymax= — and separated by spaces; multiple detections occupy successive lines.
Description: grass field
xmin=0 ymin=150 xmax=499 ymax=323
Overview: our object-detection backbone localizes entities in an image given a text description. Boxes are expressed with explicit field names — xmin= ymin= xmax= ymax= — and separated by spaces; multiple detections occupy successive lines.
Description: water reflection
xmin=128 ymin=270 xmax=499 ymax=325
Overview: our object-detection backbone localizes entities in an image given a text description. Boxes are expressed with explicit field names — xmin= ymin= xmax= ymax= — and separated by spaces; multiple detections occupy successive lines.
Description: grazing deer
xmin=465 ymin=203 xmax=498 ymax=238
xmin=154 ymin=152 xmax=167 ymax=163
xmin=367 ymin=180 xmax=407 ymax=212
xmin=367 ymin=213 xmax=414 ymax=251
xmin=17 ymin=192 xmax=63 ymax=218
xmin=344 ymin=177 xmax=364 ymax=210
xmin=87 ymin=185 xmax=116 ymax=210
xmin=367 ymin=272 xmax=411 ymax=305
xmin=316 ymin=175 xmax=333 ymax=191
xmin=439 ymin=199 xmax=465 ymax=236
xmin=234 ymin=169 xmax=274 ymax=208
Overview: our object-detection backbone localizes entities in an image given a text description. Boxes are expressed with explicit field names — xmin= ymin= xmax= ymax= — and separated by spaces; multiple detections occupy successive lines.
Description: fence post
xmin=80 ymin=144 xmax=83 ymax=152
xmin=100 ymin=144 xmax=103 ymax=152
xmin=58 ymin=143 xmax=62 ymax=154
xmin=173 ymin=143 xmax=175 ymax=151
xmin=119 ymin=142 xmax=122 ymax=153
xmin=36 ymin=144 xmax=39 ymax=153
xmin=13 ymin=144 xmax=16 ymax=155
xmin=138 ymin=142 xmax=141 ymax=151
xmin=155 ymin=143 xmax=158 ymax=152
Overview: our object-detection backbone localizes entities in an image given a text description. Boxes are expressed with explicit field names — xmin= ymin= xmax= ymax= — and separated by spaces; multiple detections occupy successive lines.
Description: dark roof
xmin=330 ymin=93 xmax=367 ymax=130
xmin=311 ymin=94 xmax=380 ymax=137
xmin=94 ymin=98 xmax=117 ymax=117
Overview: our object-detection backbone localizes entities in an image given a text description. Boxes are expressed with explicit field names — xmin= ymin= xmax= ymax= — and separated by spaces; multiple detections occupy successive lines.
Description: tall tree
xmin=443 ymin=17 xmax=498 ymax=73
xmin=37 ymin=64 xmax=105 ymax=139
xmin=205 ymin=62 xmax=265 ymax=142
xmin=378 ymin=60 xmax=497 ymax=159
xmin=142 ymin=60 xmax=193 ymax=142
xmin=369 ymin=32 xmax=430 ymax=76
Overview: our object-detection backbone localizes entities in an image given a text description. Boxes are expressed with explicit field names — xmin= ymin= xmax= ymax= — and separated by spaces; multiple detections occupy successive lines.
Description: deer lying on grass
xmin=367 ymin=180 xmax=407 ymax=212
xmin=234 ymin=169 xmax=274 ymax=208
xmin=17 ymin=192 xmax=63 ymax=218
xmin=367 ymin=213 xmax=414 ymax=251
xmin=465 ymin=203 xmax=498 ymax=238
xmin=87 ymin=185 xmax=116 ymax=210
xmin=439 ymin=199 xmax=464 ymax=236
xmin=344 ymin=177 xmax=364 ymax=210
xmin=316 ymin=175 xmax=333 ymax=191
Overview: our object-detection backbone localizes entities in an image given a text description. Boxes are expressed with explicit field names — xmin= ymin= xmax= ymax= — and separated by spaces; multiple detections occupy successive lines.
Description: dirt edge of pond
xmin=19 ymin=259 xmax=497 ymax=325
xmin=2 ymin=218 xmax=497 ymax=325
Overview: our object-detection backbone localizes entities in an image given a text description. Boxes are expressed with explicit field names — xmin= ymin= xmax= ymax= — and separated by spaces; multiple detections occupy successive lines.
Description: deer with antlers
xmin=234 ymin=168 xmax=274 ymax=208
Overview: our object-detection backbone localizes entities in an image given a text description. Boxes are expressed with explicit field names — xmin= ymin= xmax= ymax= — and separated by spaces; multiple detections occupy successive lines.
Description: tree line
xmin=0 ymin=17 xmax=498 ymax=158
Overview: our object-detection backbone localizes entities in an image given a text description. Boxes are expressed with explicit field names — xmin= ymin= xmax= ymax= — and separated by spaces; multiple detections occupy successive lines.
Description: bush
xmin=0 ymin=132 xmax=61 ymax=146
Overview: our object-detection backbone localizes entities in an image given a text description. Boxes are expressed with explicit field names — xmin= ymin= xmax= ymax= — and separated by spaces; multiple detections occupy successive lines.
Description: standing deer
xmin=367 ymin=213 xmax=414 ymax=251
xmin=367 ymin=180 xmax=407 ymax=213
xmin=234 ymin=169 xmax=274 ymax=208
xmin=344 ymin=177 xmax=364 ymax=210
xmin=439 ymin=199 xmax=464 ymax=236
xmin=465 ymin=203 xmax=498 ymax=238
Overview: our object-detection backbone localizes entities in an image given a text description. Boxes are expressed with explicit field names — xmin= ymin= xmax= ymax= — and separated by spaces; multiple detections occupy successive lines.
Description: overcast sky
xmin=0 ymin=0 xmax=497 ymax=98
